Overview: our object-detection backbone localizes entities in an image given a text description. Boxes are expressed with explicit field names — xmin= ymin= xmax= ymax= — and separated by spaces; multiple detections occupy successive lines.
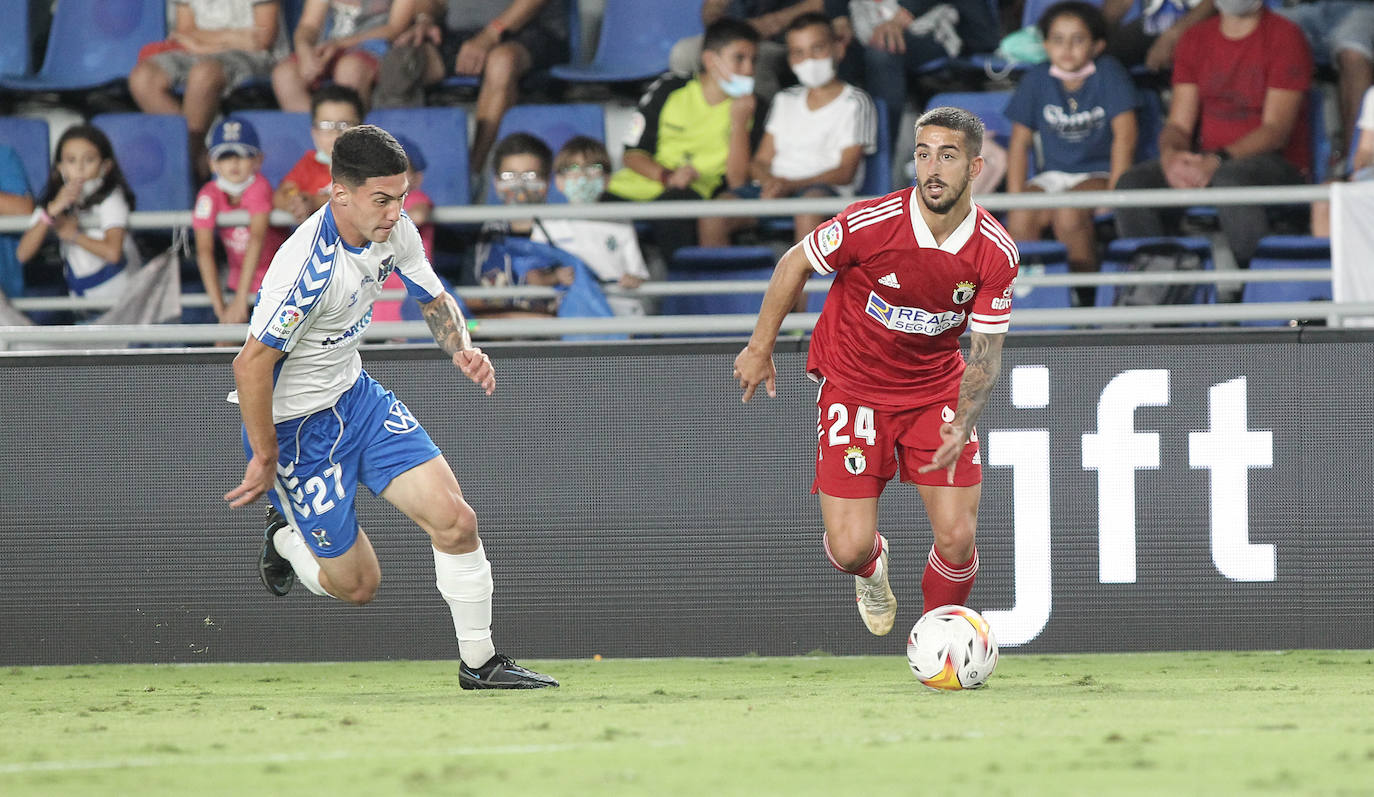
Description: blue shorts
xmin=243 ymin=371 xmax=442 ymax=558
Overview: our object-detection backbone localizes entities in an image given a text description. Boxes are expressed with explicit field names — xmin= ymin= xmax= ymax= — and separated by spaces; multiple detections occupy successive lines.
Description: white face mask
xmin=215 ymin=174 xmax=256 ymax=196
xmin=79 ymin=177 xmax=104 ymax=199
xmin=1214 ymin=0 xmax=1262 ymax=15
xmin=314 ymin=149 xmax=332 ymax=166
xmin=792 ymin=57 xmax=835 ymax=89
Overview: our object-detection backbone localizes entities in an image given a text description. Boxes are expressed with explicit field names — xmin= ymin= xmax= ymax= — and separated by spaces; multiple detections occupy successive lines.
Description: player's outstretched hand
xmin=454 ymin=347 xmax=496 ymax=395
xmin=225 ymin=456 xmax=275 ymax=508
xmin=917 ymin=422 xmax=965 ymax=485
xmin=733 ymin=345 xmax=776 ymax=403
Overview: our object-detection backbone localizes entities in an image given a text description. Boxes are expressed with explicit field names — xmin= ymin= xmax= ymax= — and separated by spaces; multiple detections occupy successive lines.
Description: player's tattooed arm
xmin=953 ymin=331 xmax=1005 ymax=438
xmin=421 ymin=292 xmax=472 ymax=357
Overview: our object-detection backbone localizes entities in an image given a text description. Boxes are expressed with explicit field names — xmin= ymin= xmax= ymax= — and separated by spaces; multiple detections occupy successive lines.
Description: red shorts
xmin=811 ymin=379 xmax=981 ymax=498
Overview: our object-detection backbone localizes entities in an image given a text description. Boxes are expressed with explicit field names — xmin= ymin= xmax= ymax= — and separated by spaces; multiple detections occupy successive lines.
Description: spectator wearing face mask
xmin=1113 ymin=0 xmax=1311 ymax=271
xmin=529 ymin=137 xmax=651 ymax=317
xmin=698 ymin=13 xmax=877 ymax=248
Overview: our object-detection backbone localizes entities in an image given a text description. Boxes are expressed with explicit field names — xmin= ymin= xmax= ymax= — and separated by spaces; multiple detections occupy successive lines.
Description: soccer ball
xmin=906 ymin=604 xmax=998 ymax=691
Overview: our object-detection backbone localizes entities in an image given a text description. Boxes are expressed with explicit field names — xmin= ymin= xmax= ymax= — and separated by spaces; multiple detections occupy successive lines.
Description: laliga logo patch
xmin=819 ymin=221 xmax=843 ymax=256
xmin=844 ymin=445 xmax=867 ymax=475
xmin=384 ymin=399 xmax=420 ymax=434
xmin=952 ymin=281 xmax=976 ymax=305
xmin=270 ymin=305 xmax=304 ymax=337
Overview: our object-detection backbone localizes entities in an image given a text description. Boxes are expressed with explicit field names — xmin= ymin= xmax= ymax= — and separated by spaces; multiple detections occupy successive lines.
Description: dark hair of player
xmin=330 ymin=125 xmax=410 ymax=188
xmin=914 ymin=106 xmax=986 ymax=157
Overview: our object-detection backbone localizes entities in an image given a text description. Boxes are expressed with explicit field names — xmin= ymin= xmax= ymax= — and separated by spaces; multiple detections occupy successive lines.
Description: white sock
xmin=273 ymin=527 xmax=328 ymax=597
xmin=434 ymin=544 xmax=496 ymax=668
xmin=858 ymin=554 xmax=885 ymax=586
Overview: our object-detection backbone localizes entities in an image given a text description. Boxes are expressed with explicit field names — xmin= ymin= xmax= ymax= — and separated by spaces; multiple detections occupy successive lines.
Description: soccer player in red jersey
xmin=734 ymin=106 xmax=1019 ymax=636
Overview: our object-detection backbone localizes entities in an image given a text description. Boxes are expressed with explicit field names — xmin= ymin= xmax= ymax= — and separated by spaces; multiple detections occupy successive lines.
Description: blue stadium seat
xmin=487 ymin=103 xmax=605 ymax=203
xmin=861 ymin=98 xmax=893 ymax=196
xmin=1241 ymin=235 xmax=1331 ymax=326
xmin=1011 ymin=240 xmax=1073 ymax=318
xmin=0 ymin=0 xmax=31 ymax=77
xmin=550 ymin=0 xmax=703 ymax=83
xmin=0 ymin=0 xmax=165 ymax=92
xmin=0 ymin=117 xmax=50 ymax=198
xmin=1095 ymin=236 xmax=1214 ymax=308
xmin=925 ymin=91 xmax=1015 ymax=148
xmin=662 ymin=246 xmax=775 ymax=316
xmin=225 ymin=111 xmax=314 ymax=187
xmin=366 ymin=107 xmax=470 ymax=206
xmin=90 ymin=113 xmax=192 ymax=212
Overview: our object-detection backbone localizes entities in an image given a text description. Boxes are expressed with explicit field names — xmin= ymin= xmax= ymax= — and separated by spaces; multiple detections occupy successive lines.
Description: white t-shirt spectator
xmin=64 ymin=190 xmax=139 ymax=300
xmin=765 ymin=83 xmax=878 ymax=196
xmin=531 ymin=219 xmax=649 ymax=316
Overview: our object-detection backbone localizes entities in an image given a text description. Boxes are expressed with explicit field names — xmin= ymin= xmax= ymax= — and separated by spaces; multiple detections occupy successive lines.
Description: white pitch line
xmin=0 ymin=741 xmax=683 ymax=776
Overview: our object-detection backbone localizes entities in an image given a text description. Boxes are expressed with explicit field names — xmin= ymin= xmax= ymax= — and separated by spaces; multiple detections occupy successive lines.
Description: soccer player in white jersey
xmin=734 ymin=107 xmax=1018 ymax=638
xmin=225 ymin=124 xmax=556 ymax=689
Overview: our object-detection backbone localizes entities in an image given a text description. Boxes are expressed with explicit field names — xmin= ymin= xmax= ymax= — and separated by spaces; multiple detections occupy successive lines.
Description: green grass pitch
xmin=3 ymin=651 xmax=1372 ymax=796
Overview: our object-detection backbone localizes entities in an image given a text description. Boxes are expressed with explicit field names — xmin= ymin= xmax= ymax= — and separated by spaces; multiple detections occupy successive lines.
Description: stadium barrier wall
xmin=1 ymin=329 xmax=1370 ymax=665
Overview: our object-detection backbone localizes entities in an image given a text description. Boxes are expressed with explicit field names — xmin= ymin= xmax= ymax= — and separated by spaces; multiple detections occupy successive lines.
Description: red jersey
xmin=281 ymin=151 xmax=333 ymax=197
xmin=1173 ymin=10 xmax=1312 ymax=175
xmin=801 ymin=187 xmax=1019 ymax=410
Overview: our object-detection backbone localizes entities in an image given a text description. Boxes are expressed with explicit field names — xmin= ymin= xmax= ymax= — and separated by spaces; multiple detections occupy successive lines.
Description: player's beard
xmin=919 ymin=173 xmax=969 ymax=215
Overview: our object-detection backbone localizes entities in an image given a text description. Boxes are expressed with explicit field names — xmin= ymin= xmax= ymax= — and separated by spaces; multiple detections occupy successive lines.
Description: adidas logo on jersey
xmin=878 ymin=273 xmax=901 ymax=289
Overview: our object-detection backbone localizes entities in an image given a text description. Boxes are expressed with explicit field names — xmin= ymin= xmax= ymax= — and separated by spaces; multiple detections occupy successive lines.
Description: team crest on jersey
xmin=377 ymin=255 xmax=396 ymax=282
xmin=819 ymin=221 xmax=843 ymax=255
xmin=311 ymin=527 xmax=331 ymax=548
xmin=384 ymin=399 xmax=420 ymax=434
xmin=843 ymin=446 xmax=867 ymax=475
xmin=270 ymin=305 xmax=304 ymax=337
xmin=952 ymin=281 xmax=976 ymax=304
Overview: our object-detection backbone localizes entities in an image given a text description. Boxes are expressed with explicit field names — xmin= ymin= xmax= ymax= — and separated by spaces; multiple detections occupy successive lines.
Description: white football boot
xmin=854 ymin=535 xmax=896 ymax=635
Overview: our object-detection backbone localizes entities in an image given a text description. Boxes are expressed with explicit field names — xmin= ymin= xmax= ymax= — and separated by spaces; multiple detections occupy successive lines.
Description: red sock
xmin=823 ymin=533 xmax=883 ymax=578
xmin=921 ymin=544 xmax=978 ymax=613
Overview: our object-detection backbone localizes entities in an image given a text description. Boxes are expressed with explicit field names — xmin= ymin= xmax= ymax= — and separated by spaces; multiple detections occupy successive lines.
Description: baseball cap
xmin=208 ymin=118 xmax=261 ymax=160
xmin=393 ymin=134 xmax=426 ymax=172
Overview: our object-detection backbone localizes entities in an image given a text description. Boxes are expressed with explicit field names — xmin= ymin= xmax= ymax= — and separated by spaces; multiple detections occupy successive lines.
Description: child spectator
xmin=0 ymin=144 xmax=34 ymax=298
xmin=129 ymin=0 xmax=287 ymax=180
xmin=531 ymin=136 xmax=651 ymax=317
xmin=606 ymin=17 xmax=768 ymax=256
xmin=698 ymin=13 xmax=877 ymax=247
xmin=1005 ymin=1 xmax=1139 ymax=306
xmin=474 ymin=133 xmax=613 ymax=320
xmin=372 ymin=134 xmax=435 ymax=323
xmin=273 ymin=86 xmax=366 ymax=225
xmin=15 ymin=125 xmax=140 ymax=302
xmin=191 ymin=118 xmax=285 ymax=324
xmin=272 ymin=0 xmax=422 ymax=112
xmin=1312 ymin=85 xmax=1374 ymax=236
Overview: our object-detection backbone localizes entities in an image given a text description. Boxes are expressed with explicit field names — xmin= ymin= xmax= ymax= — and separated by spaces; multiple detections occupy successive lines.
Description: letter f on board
xmin=1082 ymin=369 xmax=1169 ymax=584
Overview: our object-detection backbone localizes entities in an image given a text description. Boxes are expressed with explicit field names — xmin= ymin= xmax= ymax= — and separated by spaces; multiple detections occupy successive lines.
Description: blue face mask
xmin=562 ymin=175 xmax=606 ymax=204
xmin=719 ymin=70 xmax=755 ymax=98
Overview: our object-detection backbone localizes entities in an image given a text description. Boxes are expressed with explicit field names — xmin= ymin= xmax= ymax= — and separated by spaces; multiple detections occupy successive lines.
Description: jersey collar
xmin=323 ymin=204 xmax=371 ymax=254
xmin=907 ymin=189 xmax=978 ymax=253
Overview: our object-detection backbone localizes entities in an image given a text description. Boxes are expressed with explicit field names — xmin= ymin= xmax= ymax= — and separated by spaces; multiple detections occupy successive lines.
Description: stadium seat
xmin=550 ymin=0 xmax=703 ymax=83
xmin=0 ymin=117 xmax=50 ymax=198
xmin=924 ymin=91 xmax=1015 ymax=148
xmin=0 ymin=0 xmax=31 ymax=77
xmin=487 ymin=103 xmax=606 ymax=203
xmin=365 ymin=107 xmax=470 ymax=206
xmin=1240 ymin=235 xmax=1332 ymax=326
xmin=1011 ymin=240 xmax=1073 ymax=320
xmin=225 ymin=111 xmax=314 ymax=187
xmin=1095 ymin=236 xmax=1214 ymax=308
xmin=0 ymin=0 xmax=165 ymax=92
xmin=662 ymin=246 xmax=775 ymax=316
xmin=90 ymin=113 xmax=193 ymax=213
xmin=861 ymin=98 xmax=893 ymax=196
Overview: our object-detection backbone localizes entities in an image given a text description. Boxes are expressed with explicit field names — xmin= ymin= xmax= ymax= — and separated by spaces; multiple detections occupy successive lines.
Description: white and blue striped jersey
xmin=247 ymin=203 xmax=445 ymax=422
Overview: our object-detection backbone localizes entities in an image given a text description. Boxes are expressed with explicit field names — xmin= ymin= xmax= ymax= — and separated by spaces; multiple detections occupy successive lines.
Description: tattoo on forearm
xmin=422 ymin=296 xmax=470 ymax=357
xmin=954 ymin=334 xmax=1004 ymax=437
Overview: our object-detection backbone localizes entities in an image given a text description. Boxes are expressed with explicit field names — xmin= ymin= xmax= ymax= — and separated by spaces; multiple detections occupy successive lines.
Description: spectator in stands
xmin=473 ymin=133 xmax=613 ymax=320
xmin=273 ymin=86 xmax=366 ymax=225
xmin=531 ymin=136 xmax=651 ymax=317
xmin=1277 ymin=1 xmax=1374 ymax=175
xmin=1113 ymin=0 xmax=1312 ymax=271
xmin=670 ymin=1 xmax=825 ymax=100
xmin=698 ymin=13 xmax=877 ymax=248
xmin=129 ymin=0 xmax=287 ymax=181
xmin=1312 ymin=84 xmax=1374 ymax=236
xmin=272 ymin=0 xmax=423 ymax=112
xmin=192 ymin=118 xmax=284 ymax=325
xmin=373 ymin=134 xmax=435 ymax=323
xmin=1005 ymin=1 xmax=1138 ymax=306
xmin=15 ymin=125 xmax=140 ymax=302
xmin=606 ymin=17 xmax=767 ymax=257
xmin=0 ymin=144 xmax=34 ymax=299
xmin=1102 ymin=0 xmax=1215 ymax=72
xmin=823 ymin=0 xmax=1001 ymax=146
